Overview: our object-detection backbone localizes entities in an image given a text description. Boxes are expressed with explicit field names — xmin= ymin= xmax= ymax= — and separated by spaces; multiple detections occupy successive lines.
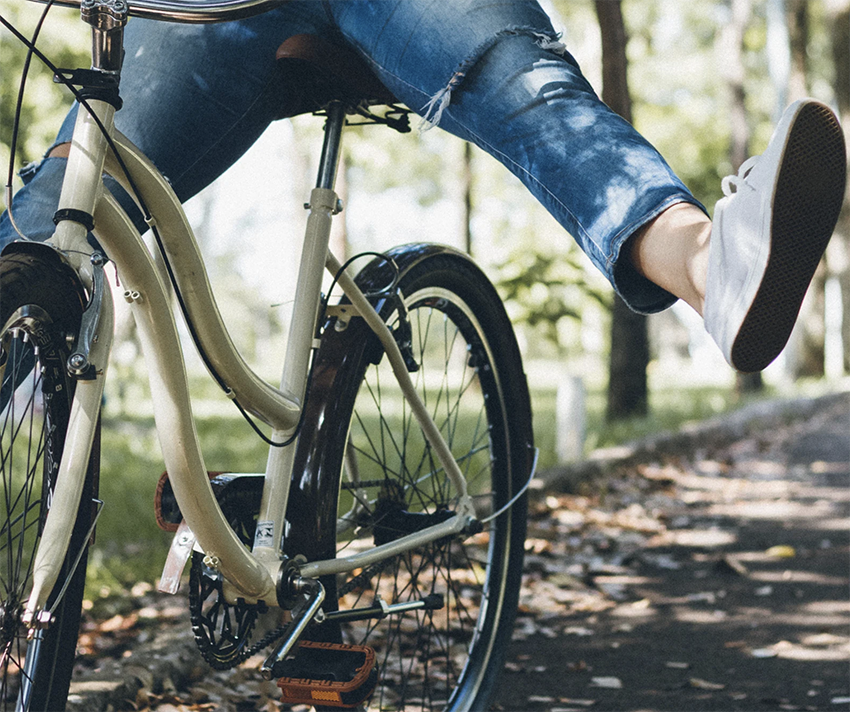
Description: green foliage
xmin=345 ymin=119 xmax=459 ymax=209
xmin=494 ymin=246 xmax=609 ymax=354
xmin=0 ymin=1 xmax=88 ymax=205
xmin=531 ymin=380 xmax=773 ymax=471
xmin=88 ymin=407 xmax=271 ymax=598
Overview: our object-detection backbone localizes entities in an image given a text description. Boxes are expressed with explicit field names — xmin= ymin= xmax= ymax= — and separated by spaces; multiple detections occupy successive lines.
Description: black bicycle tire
xmin=0 ymin=249 xmax=97 ymax=712
xmin=288 ymin=245 xmax=532 ymax=711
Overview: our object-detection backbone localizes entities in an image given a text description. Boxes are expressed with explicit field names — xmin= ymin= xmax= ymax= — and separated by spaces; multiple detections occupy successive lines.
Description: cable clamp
xmin=53 ymin=208 xmax=95 ymax=233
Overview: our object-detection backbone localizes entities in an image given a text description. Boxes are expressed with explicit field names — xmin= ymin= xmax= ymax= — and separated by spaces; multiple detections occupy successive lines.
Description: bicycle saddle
xmin=275 ymin=34 xmax=400 ymax=118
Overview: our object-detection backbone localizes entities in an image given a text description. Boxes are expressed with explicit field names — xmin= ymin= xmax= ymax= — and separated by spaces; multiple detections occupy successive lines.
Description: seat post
xmin=316 ymin=101 xmax=346 ymax=191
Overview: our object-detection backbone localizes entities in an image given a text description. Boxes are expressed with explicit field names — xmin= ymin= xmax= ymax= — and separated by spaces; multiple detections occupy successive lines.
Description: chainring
xmin=188 ymin=553 xmax=268 ymax=670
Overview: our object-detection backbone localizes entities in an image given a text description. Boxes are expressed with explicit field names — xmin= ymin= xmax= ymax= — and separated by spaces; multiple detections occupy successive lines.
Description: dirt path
xmin=494 ymin=390 xmax=849 ymax=712
xmin=69 ymin=390 xmax=850 ymax=711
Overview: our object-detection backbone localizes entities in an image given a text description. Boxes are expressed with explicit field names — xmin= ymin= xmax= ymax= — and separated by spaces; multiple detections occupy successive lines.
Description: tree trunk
xmin=784 ymin=0 xmax=829 ymax=379
xmin=595 ymin=0 xmax=649 ymax=421
xmin=607 ymin=298 xmax=650 ymax=420
xmin=788 ymin=0 xmax=826 ymax=378
xmin=721 ymin=0 xmax=763 ymax=392
xmin=462 ymin=141 xmax=474 ymax=256
xmin=786 ymin=0 xmax=809 ymax=103
xmin=720 ymin=0 xmax=751 ymax=169
xmin=827 ymin=0 xmax=850 ymax=374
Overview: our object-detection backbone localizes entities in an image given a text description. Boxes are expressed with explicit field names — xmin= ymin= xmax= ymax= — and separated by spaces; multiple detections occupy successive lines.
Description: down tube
xmin=92 ymin=192 xmax=275 ymax=602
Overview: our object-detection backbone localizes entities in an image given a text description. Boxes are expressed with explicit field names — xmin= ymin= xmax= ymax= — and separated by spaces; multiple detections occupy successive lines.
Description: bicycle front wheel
xmin=292 ymin=246 xmax=532 ymax=711
xmin=0 ymin=249 xmax=96 ymax=712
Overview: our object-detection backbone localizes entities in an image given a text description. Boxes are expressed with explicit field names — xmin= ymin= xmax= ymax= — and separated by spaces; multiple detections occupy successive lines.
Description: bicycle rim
xmin=0 ymin=251 xmax=91 ymax=711
xmin=310 ymin=252 xmax=531 ymax=712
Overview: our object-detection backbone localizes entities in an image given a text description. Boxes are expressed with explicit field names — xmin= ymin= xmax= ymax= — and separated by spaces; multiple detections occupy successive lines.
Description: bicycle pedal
xmin=275 ymin=640 xmax=377 ymax=708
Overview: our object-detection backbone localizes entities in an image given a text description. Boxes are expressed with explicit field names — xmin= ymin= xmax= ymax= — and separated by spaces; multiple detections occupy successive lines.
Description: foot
xmin=704 ymin=98 xmax=847 ymax=373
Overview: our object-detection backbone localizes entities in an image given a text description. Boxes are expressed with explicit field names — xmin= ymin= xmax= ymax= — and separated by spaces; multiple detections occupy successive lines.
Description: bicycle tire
xmin=289 ymin=245 xmax=532 ymax=711
xmin=0 ymin=248 xmax=98 ymax=712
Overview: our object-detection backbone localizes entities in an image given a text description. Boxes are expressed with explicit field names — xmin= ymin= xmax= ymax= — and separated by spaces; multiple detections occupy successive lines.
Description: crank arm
xmin=260 ymin=577 xmax=325 ymax=680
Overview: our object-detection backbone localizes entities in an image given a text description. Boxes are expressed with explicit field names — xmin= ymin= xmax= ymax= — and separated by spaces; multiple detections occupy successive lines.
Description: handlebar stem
xmin=82 ymin=0 xmax=128 ymax=73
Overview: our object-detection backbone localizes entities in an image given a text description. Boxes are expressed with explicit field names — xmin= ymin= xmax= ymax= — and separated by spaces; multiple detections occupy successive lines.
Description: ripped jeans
xmin=0 ymin=0 xmax=705 ymax=312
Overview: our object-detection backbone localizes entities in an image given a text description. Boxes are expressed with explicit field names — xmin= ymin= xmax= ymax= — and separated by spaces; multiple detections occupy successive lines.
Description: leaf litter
xmin=71 ymin=395 xmax=850 ymax=710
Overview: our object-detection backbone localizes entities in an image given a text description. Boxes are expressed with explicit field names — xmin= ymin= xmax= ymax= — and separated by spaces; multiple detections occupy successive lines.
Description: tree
xmin=719 ymin=0 xmax=764 ymax=392
xmin=827 ymin=0 xmax=850 ymax=373
xmin=0 ymin=2 xmax=88 ymax=203
xmin=595 ymin=0 xmax=650 ymax=421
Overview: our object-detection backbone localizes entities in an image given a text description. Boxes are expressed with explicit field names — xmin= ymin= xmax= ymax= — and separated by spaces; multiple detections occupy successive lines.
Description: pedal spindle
xmin=322 ymin=592 xmax=444 ymax=624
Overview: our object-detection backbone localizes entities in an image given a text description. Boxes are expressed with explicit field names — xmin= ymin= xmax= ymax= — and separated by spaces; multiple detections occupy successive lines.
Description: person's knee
xmin=48 ymin=143 xmax=71 ymax=159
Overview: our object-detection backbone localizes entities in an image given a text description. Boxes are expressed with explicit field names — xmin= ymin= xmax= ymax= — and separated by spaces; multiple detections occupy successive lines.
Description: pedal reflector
xmin=275 ymin=640 xmax=378 ymax=708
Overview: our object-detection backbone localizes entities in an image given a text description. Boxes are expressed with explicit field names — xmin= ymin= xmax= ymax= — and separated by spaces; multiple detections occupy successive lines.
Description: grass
xmin=85 ymin=378 xmax=776 ymax=600
xmin=531 ymin=383 xmax=772 ymax=471
xmin=88 ymin=411 xmax=270 ymax=598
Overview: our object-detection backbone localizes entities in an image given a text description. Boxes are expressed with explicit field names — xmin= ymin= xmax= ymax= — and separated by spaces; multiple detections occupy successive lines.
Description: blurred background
xmin=1 ymin=0 xmax=848 ymax=598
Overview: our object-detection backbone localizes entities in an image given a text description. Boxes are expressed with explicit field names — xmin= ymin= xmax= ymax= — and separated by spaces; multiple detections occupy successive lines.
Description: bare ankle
xmin=629 ymin=203 xmax=711 ymax=316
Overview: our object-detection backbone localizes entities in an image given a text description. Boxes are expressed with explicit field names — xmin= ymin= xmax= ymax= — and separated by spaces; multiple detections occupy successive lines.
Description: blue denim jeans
xmin=0 ymin=0 xmax=705 ymax=312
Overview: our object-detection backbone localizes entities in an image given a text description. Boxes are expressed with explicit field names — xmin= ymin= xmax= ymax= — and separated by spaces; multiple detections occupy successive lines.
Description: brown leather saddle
xmin=275 ymin=33 xmax=402 ymax=119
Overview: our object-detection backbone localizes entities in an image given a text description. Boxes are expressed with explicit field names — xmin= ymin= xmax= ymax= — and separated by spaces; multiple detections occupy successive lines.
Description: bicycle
xmin=0 ymin=1 xmax=535 ymax=710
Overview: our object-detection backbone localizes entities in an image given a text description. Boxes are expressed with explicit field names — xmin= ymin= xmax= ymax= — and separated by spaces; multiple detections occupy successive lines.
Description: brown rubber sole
xmin=730 ymin=102 xmax=847 ymax=373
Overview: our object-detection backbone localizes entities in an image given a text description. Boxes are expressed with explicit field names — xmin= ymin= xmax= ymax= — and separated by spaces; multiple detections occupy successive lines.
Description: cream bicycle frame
xmin=23 ymin=90 xmax=476 ymax=619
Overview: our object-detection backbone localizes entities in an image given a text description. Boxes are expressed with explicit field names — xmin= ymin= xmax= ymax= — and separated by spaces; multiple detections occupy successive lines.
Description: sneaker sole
xmin=730 ymin=101 xmax=847 ymax=373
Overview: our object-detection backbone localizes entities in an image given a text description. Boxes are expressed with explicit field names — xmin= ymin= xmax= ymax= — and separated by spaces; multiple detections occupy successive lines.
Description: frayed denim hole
xmin=18 ymin=159 xmax=42 ymax=185
xmin=420 ymin=26 xmax=568 ymax=130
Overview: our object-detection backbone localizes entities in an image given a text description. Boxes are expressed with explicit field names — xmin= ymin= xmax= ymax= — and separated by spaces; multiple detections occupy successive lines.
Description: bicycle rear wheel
xmin=291 ymin=246 xmax=532 ymax=711
xmin=0 ymin=249 xmax=96 ymax=711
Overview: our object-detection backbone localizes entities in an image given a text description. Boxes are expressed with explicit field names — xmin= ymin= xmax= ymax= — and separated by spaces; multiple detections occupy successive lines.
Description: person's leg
xmin=330 ymin=0 xmax=846 ymax=372
xmin=632 ymin=97 xmax=846 ymax=374
xmin=329 ymin=0 xmax=707 ymax=315
xmin=629 ymin=204 xmax=710 ymax=317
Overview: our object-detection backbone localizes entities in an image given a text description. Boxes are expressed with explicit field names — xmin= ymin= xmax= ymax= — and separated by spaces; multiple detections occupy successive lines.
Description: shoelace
xmin=721 ymin=154 xmax=760 ymax=196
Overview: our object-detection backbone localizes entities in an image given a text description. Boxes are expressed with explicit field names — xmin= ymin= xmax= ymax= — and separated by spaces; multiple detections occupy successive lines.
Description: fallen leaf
xmin=98 ymin=613 xmax=139 ymax=633
xmin=564 ymin=626 xmax=595 ymax=637
xmin=689 ymin=677 xmax=726 ymax=690
xmin=714 ymin=556 xmax=748 ymax=576
xmin=766 ymin=545 xmax=796 ymax=558
xmin=557 ymin=699 xmax=596 ymax=707
xmin=752 ymin=648 xmax=779 ymax=658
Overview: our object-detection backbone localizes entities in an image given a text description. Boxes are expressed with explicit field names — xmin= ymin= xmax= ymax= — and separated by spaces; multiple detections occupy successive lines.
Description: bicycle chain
xmin=337 ymin=556 xmax=397 ymax=598
xmin=189 ymin=553 xmax=399 ymax=670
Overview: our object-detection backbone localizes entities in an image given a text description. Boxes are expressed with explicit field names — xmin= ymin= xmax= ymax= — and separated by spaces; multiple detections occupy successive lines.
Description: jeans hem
xmin=608 ymin=194 xmax=708 ymax=314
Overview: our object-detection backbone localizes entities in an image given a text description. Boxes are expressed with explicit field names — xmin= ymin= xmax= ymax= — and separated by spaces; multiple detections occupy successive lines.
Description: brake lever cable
xmin=2 ymin=1 xmax=56 ymax=239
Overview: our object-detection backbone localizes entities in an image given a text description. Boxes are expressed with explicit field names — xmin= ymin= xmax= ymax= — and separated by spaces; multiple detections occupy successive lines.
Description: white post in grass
xmin=556 ymin=374 xmax=586 ymax=464
xmin=824 ymin=277 xmax=844 ymax=380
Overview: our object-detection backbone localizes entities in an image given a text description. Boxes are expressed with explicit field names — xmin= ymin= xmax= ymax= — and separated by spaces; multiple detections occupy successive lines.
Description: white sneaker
xmin=704 ymin=98 xmax=847 ymax=372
